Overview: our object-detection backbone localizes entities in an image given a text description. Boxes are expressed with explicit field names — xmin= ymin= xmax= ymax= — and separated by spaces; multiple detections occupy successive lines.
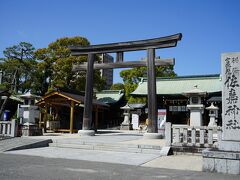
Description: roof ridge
xmin=97 ymin=90 xmax=124 ymax=93
xmin=141 ymin=74 xmax=221 ymax=82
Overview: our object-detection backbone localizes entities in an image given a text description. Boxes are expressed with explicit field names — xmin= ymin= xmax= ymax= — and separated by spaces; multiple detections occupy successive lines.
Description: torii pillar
xmin=147 ymin=48 xmax=157 ymax=133
xmin=79 ymin=53 xmax=95 ymax=136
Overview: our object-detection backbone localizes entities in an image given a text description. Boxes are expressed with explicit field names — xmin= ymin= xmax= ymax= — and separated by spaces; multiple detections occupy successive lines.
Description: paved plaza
xmin=0 ymin=153 xmax=238 ymax=180
xmin=0 ymin=131 xmax=210 ymax=172
xmin=0 ymin=131 xmax=239 ymax=179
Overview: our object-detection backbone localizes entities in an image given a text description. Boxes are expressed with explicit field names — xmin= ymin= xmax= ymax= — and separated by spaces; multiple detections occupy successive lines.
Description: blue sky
xmin=1 ymin=0 xmax=240 ymax=83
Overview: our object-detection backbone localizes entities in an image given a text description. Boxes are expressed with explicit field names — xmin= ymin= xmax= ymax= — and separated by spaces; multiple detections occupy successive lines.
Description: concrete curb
xmin=1 ymin=139 xmax=53 ymax=152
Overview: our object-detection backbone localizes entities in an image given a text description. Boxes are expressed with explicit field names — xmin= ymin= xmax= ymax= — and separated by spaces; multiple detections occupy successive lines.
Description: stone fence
xmin=0 ymin=119 xmax=17 ymax=137
xmin=165 ymin=122 xmax=222 ymax=149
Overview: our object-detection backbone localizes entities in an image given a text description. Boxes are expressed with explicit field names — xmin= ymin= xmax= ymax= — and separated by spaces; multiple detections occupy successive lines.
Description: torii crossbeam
xmin=69 ymin=33 xmax=182 ymax=135
xmin=72 ymin=58 xmax=175 ymax=71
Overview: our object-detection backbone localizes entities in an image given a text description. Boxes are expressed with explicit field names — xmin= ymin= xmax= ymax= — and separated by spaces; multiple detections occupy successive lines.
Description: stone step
xmin=49 ymin=142 xmax=162 ymax=155
xmin=0 ymin=137 xmax=52 ymax=152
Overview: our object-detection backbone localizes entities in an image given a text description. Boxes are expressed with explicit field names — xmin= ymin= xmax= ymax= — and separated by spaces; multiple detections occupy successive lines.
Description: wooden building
xmin=96 ymin=90 xmax=125 ymax=128
xmin=36 ymin=90 xmax=109 ymax=133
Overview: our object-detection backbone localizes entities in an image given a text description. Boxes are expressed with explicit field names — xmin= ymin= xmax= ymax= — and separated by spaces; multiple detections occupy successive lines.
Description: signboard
xmin=157 ymin=109 xmax=167 ymax=135
xmin=222 ymin=53 xmax=240 ymax=141
xmin=132 ymin=114 xmax=139 ymax=129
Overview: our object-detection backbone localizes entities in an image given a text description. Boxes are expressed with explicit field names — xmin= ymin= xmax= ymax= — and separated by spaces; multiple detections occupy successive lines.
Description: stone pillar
xmin=10 ymin=119 xmax=17 ymax=137
xmin=221 ymin=53 xmax=240 ymax=143
xmin=165 ymin=122 xmax=172 ymax=146
xmin=78 ymin=53 xmax=95 ymax=136
xmin=203 ymin=52 xmax=240 ymax=174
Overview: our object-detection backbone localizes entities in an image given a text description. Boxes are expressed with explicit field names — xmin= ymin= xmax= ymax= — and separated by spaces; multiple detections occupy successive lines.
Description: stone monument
xmin=203 ymin=52 xmax=240 ymax=174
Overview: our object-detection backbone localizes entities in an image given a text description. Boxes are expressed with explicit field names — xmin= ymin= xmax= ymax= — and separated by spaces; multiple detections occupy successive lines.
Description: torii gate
xmin=69 ymin=33 xmax=182 ymax=135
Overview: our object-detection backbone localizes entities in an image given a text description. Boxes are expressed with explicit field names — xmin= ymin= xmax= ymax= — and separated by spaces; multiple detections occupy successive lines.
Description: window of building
xmin=169 ymin=106 xmax=187 ymax=112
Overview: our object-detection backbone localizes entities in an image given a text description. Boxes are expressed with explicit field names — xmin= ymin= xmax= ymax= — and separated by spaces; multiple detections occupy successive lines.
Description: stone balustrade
xmin=0 ymin=119 xmax=17 ymax=137
xmin=165 ymin=122 xmax=222 ymax=148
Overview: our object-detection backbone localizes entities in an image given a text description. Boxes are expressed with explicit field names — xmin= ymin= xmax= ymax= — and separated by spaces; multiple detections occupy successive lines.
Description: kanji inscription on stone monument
xmin=222 ymin=52 xmax=240 ymax=141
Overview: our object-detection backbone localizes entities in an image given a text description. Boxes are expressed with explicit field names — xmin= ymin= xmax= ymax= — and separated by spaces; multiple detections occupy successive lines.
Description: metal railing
xmin=0 ymin=119 xmax=17 ymax=137
xmin=165 ymin=122 xmax=222 ymax=148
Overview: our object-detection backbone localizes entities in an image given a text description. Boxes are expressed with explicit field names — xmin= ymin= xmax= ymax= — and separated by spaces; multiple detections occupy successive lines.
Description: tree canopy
xmin=110 ymin=83 xmax=125 ymax=90
xmin=0 ymin=36 xmax=106 ymax=95
xmin=120 ymin=65 xmax=176 ymax=103
xmin=35 ymin=36 xmax=106 ymax=95
xmin=0 ymin=42 xmax=37 ymax=94
xmin=0 ymin=38 xmax=176 ymax=101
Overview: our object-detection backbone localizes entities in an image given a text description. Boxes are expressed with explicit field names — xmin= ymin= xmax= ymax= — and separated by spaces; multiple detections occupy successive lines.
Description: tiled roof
xmin=128 ymin=103 xmax=146 ymax=109
xmin=37 ymin=90 xmax=109 ymax=107
xmin=131 ymin=74 xmax=222 ymax=95
xmin=96 ymin=90 xmax=124 ymax=104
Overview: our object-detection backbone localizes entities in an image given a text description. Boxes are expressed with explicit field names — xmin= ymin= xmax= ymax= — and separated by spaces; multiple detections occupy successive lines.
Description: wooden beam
xmin=44 ymin=106 xmax=48 ymax=133
xmin=70 ymin=101 xmax=74 ymax=134
xmin=69 ymin=33 xmax=182 ymax=55
xmin=39 ymin=111 xmax=42 ymax=128
xmin=73 ymin=58 xmax=174 ymax=71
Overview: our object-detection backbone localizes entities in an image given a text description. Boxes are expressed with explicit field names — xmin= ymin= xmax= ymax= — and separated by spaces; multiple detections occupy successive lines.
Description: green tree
xmin=35 ymin=36 xmax=105 ymax=95
xmin=120 ymin=65 xmax=176 ymax=103
xmin=110 ymin=83 xmax=125 ymax=90
xmin=0 ymin=42 xmax=37 ymax=94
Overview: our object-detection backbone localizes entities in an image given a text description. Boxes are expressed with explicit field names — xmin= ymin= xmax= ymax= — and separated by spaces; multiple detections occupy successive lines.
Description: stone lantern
xmin=206 ymin=103 xmax=219 ymax=127
xmin=19 ymin=92 xmax=42 ymax=136
xmin=120 ymin=103 xmax=133 ymax=130
xmin=18 ymin=92 xmax=40 ymax=125
xmin=183 ymin=86 xmax=207 ymax=126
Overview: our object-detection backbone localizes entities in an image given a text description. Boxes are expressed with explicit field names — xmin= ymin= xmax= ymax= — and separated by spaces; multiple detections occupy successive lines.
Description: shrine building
xmin=131 ymin=74 xmax=222 ymax=126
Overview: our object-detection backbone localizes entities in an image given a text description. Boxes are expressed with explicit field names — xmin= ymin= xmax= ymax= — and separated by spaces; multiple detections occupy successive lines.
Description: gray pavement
xmin=3 ymin=131 xmax=202 ymax=171
xmin=0 ymin=153 xmax=238 ymax=180
xmin=5 ymin=147 xmax=160 ymax=166
xmin=5 ymin=146 xmax=203 ymax=171
xmin=1 ymin=131 xmax=236 ymax=177
xmin=0 ymin=137 xmax=51 ymax=152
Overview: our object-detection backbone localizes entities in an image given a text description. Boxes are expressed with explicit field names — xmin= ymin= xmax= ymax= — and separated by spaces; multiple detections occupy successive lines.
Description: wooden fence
xmin=0 ymin=119 xmax=17 ymax=137
xmin=165 ymin=122 xmax=222 ymax=148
